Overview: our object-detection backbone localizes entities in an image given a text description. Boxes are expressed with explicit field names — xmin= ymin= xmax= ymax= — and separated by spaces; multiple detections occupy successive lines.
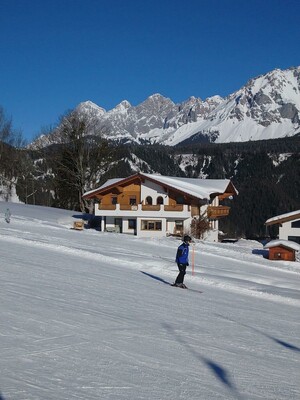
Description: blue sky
xmin=0 ymin=0 xmax=299 ymax=142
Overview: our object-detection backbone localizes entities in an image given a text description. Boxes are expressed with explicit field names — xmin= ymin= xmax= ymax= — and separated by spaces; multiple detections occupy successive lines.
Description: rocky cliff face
xmin=31 ymin=66 xmax=300 ymax=148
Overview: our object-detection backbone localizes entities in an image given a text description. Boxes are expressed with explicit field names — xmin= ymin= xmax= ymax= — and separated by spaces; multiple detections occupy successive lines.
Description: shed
xmin=264 ymin=240 xmax=300 ymax=262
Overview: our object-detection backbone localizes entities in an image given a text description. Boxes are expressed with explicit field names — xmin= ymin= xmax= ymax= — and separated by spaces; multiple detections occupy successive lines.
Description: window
xmin=288 ymin=236 xmax=300 ymax=244
xmin=291 ymin=220 xmax=300 ymax=228
xmin=157 ymin=196 xmax=164 ymax=205
xmin=128 ymin=219 xmax=136 ymax=230
xmin=175 ymin=220 xmax=183 ymax=229
xmin=141 ymin=220 xmax=162 ymax=231
xmin=146 ymin=196 xmax=153 ymax=205
xmin=175 ymin=220 xmax=183 ymax=234
xmin=129 ymin=196 xmax=137 ymax=205
xmin=176 ymin=196 xmax=184 ymax=204
xmin=111 ymin=196 xmax=117 ymax=205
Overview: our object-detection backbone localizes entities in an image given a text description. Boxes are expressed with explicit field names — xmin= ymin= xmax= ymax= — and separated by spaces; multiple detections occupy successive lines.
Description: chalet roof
xmin=264 ymin=239 xmax=300 ymax=252
xmin=141 ymin=173 xmax=237 ymax=199
xmin=265 ymin=210 xmax=300 ymax=226
xmin=83 ymin=173 xmax=238 ymax=200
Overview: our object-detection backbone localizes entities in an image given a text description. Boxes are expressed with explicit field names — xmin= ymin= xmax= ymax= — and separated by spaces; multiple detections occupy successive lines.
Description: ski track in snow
xmin=1 ymin=203 xmax=300 ymax=400
xmin=1 ymin=220 xmax=299 ymax=307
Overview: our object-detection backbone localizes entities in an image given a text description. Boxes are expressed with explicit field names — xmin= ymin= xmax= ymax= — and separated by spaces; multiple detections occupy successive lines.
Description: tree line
xmin=1 ymin=105 xmax=299 ymax=239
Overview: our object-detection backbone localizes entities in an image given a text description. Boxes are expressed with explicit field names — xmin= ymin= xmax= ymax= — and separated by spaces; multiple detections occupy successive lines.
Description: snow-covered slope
xmin=31 ymin=66 xmax=300 ymax=148
xmin=1 ymin=202 xmax=299 ymax=399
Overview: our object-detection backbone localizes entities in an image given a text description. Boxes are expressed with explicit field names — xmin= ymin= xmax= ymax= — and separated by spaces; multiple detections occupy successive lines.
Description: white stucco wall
xmin=279 ymin=220 xmax=300 ymax=241
xmin=141 ymin=180 xmax=168 ymax=204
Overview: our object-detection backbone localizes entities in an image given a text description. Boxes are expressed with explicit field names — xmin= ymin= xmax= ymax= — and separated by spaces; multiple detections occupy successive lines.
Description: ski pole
xmin=192 ymin=243 xmax=195 ymax=276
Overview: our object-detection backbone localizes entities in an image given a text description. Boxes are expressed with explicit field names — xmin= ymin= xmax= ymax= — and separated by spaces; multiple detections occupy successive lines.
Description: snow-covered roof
xmin=142 ymin=173 xmax=237 ymax=199
xmin=83 ymin=178 xmax=122 ymax=197
xmin=83 ymin=173 xmax=238 ymax=200
xmin=265 ymin=210 xmax=300 ymax=226
xmin=264 ymin=239 xmax=300 ymax=252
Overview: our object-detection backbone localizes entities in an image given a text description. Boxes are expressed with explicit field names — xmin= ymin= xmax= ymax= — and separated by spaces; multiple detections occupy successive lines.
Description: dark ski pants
xmin=175 ymin=263 xmax=187 ymax=284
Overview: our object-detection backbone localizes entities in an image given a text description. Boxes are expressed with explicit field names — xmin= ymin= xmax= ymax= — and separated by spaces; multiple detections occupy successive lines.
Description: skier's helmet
xmin=183 ymin=235 xmax=192 ymax=243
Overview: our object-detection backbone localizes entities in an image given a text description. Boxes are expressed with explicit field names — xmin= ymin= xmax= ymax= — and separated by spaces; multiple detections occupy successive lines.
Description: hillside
xmin=177 ymin=136 xmax=300 ymax=238
xmin=1 ymin=135 xmax=298 ymax=239
xmin=0 ymin=202 xmax=299 ymax=399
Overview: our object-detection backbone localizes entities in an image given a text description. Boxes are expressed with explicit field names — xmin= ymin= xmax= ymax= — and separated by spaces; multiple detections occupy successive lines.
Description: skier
xmin=173 ymin=235 xmax=192 ymax=288
xmin=5 ymin=208 xmax=11 ymax=223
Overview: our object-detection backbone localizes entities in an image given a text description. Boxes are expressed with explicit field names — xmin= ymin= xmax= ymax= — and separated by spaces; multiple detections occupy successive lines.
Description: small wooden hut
xmin=264 ymin=240 xmax=300 ymax=262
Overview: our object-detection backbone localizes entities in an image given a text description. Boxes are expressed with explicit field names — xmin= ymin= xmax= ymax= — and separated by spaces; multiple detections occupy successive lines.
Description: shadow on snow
xmin=139 ymin=276 xmax=244 ymax=398
xmin=140 ymin=271 xmax=171 ymax=285
xmin=162 ymin=323 xmax=244 ymax=400
xmin=215 ymin=314 xmax=300 ymax=352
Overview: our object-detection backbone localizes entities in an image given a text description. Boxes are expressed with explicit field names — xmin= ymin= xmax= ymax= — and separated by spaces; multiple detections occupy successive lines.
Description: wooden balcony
xmin=97 ymin=203 xmax=187 ymax=214
xmin=98 ymin=204 xmax=116 ymax=210
xmin=142 ymin=205 xmax=161 ymax=211
xmin=164 ymin=205 xmax=183 ymax=212
xmin=120 ymin=205 xmax=134 ymax=210
xmin=207 ymin=206 xmax=230 ymax=219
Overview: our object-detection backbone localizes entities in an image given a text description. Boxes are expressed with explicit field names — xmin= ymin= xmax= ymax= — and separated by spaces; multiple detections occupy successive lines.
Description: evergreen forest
xmin=1 ymin=111 xmax=299 ymax=240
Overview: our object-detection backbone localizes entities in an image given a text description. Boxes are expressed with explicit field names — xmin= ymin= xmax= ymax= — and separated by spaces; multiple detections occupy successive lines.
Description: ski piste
xmin=170 ymin=283 xmax=203 ymax=294
xmin=140 ymin=271 xmax=203 ymax=293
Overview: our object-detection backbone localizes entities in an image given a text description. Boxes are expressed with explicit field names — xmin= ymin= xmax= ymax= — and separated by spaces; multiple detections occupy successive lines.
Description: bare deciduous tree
xmin=0 ymin=106 xmax=27 ymax=201
xmin=0 ymin=106 xmax=26 ymax=148
xmin=48 ymin=109 xmax=115 ymax=212
xmin=190 ymin=212 xmax=211 ymax=239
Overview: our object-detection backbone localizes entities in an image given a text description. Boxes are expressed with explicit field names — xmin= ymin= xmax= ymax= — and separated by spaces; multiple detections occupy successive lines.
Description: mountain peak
xmin=76 ymin=101 xmax=106 ymax=115
xmin=31 ymin=66 xmax=300 ymax=148
xmin=149 ymin=93 xmax=165 ymax=99
xmin=111 ymin=100 xmax=131 ymax=112
xmin=145 ymin=93 xmax=174 ymax=104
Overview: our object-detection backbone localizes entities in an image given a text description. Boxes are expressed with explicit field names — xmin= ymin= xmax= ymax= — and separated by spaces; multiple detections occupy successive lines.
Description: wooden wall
xmin=98 ymin=183 xmax=141 ymax=205
xmin=269 ymin=246 xmax=295 ymax=261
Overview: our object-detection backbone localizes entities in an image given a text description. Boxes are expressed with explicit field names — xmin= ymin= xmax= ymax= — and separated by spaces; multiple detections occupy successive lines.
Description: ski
xmin=170 ymin=283 xmax=203 ymax=293
xmin=140 ymin=272 xmax=203 ymax=293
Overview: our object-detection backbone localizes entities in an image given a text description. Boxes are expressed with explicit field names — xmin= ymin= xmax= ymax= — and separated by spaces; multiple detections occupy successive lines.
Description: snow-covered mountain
xmin=32 ymin=66 xmax=300 ymax=147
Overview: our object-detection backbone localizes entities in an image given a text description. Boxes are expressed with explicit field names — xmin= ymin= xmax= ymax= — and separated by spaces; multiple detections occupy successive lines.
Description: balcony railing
xmin=98 ymin=203 xmax=186 ymax=212
xmin=98 ymin=204 xmax=116 ymax=210
xmin=142 ymin=205 xmax=161 ymax=211
xmin=164 ymin=205 xmax=184 ymax=212
xmin=207 ymin=206 xmax=230 ymax=219
xmin=120 ymin=205 xmax=134 ymax=210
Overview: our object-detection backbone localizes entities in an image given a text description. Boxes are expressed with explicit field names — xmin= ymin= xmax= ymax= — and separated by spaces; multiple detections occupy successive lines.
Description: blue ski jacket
xmin=176 ymin=242 xmax=189 ymax=265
